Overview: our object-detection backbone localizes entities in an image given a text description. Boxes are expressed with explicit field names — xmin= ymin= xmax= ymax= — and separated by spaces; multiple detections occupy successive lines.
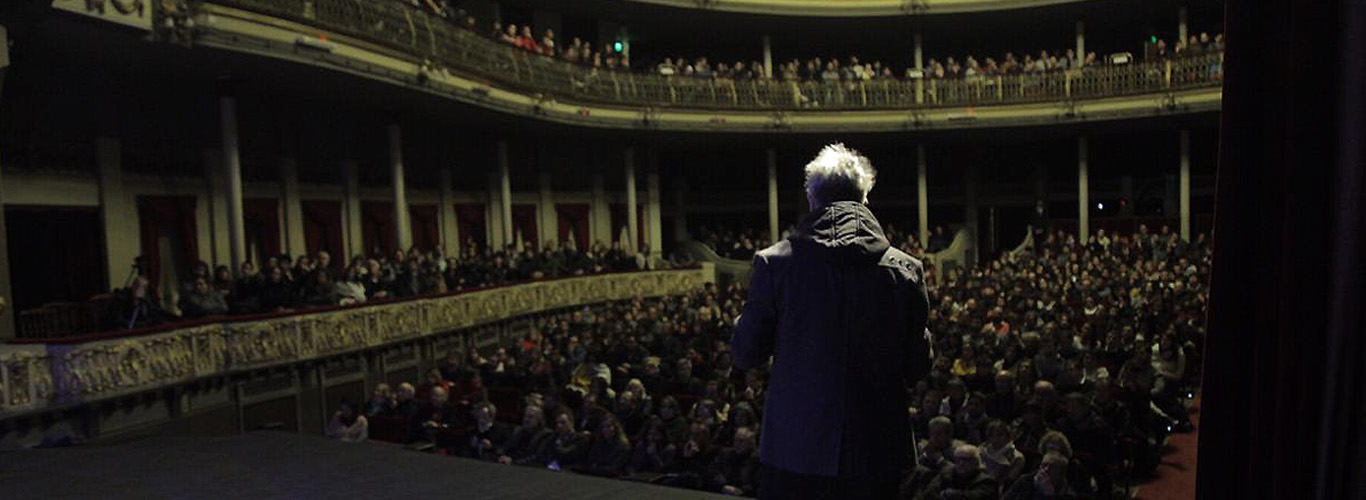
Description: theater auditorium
xmin=0 ymin=0 xmax=1361 ymax=499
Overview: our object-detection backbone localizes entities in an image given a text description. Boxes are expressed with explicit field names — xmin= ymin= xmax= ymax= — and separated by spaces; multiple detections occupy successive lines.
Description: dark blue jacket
xmin=732 ymin=201 xmax=932 ymax=478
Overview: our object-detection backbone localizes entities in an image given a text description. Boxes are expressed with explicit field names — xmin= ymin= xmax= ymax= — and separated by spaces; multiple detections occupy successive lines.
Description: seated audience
xmin=327 ymin=400 xmax=369 ymax=443
xmin=365 ymin=383 xmax=395 ymax=417
xmin=179 ymin=277 xmax=228 ymax=319
xmin=532 ymin=407 xmax=590 ymax=469
xmin=915 ymin=444 xmax=998 ymax=500
xmin=460 ymin=401 xmax=511 ymax=461
xmin=708 ymin=426 xmax=760 ymax=496
xmin=107 ymin=276 xmax=165 ymax=329
xmin=574 ymin=414 xmax=632 ymax=477
xmin=628 ymin=416 xmax=679 ymax=474
xmin=500 ymin=405 xmax=552 ymax=465
xmin=1002 ymin=452 xmax=1083 ymax=500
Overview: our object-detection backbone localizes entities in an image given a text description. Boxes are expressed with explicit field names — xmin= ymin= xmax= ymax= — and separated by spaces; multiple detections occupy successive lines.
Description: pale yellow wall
xmin=4 ymin=174 xmax=100 ymax=207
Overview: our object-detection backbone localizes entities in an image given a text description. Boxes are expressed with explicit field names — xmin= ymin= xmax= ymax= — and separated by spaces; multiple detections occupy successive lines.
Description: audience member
xmin=327 ymin=400 xmax=369 ymax=443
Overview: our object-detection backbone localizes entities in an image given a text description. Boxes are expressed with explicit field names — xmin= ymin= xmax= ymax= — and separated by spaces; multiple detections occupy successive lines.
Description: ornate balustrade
xmin=199 ymin=0 xmax=1222 ymax=111
xmin=0 ymin=266 xmax=714 ymax=418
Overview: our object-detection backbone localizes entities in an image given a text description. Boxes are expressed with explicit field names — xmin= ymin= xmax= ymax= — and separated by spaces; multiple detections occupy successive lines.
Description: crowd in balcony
xmin=400 ymin=0 xmax=1221 ymax=85
xmin=695 ymin=226 xmax=770 ymax=261
xmin=341 ymin=224 xmax=1205 ymax=498
xmin=106 ymin=240 xmax=662 ymax=331
xmin=1144 ymin=33 xmax=1226 ymax=61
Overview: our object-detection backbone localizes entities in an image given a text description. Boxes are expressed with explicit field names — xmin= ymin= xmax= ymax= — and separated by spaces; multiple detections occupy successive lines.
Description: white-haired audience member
xmin=915 ymin=444 xmax=999 ymax=500
xmin=365 ymin=383 xmax=394 ymax=417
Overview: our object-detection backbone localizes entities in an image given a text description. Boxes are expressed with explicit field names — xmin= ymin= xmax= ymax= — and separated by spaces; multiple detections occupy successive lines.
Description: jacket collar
xmin=789 ymin=201 xmax=890 ymax=263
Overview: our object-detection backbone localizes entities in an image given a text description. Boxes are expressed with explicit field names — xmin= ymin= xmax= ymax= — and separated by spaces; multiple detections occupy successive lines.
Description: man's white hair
xmin=804 ymin=143 xmax=876 ymax=206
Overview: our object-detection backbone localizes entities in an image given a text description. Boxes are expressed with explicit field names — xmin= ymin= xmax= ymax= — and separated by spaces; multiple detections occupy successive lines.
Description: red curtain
xmin=409 ymin=204 xmax=439 ymax=252
xmin=454 ymin=203 xmax=487 ymax=251
xmin=300 ymin=200 xmax=343 ymax=260
xmin=136 ymin=195 xmax=199 ymax=290
xmin=609 ymin=203 xmax=646 ymax=248
xmin=556 ymin=203 xmax=591 ymax=251
xmin=511 ymin=204 xmax=539 ymax=250
xmin=1197 ymin=0 xmax=1366 ymax=496
xmin=243 ymin=198 xmax=281 ymax=263
xmin=361 ymin=201 xmax=396 ymax=257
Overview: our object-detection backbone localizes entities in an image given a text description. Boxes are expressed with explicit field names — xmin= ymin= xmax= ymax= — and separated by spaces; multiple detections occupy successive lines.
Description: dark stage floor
xmin=0 ymin=432 xmax=730 ymax=499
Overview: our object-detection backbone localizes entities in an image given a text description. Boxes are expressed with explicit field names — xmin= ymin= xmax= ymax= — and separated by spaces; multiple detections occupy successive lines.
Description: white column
xmin=762 ymin=35 xmax=773 ymax=79
xmin=624 ymin=146 xmax=639 ymax=253
xmin=1075 ymin=21 xmax=1086 ymax=64
xmin=591 ymin=171 xmax=609 ymax=246
xmin=914 ymin=34 xmax=924 ymax=70
xmin=914 ymin=33 xmax=924 ymax=104
xmin=0 ymin=24 xmax=8 ymax=338
xmin=767 ymin=148 xmax=780 ymax=245
xmin=204 ymin=149 xmax=229 ymax=268
xmin=0 ymin=152 xmax=10 ymax=338
xmin=220 ymin=93 xmax=246 ymax=273
xmin=1178 ymin=7 xmax=1188 ymax=45
xmin=280 ymin=158 xmax=306 ymax=257
xmin=1180 ymin=129 xmax=1191 ymax=241
xmin=538 ymin=172 xmax=557 ymax=248
xmin=0 ymin=162 xmax=11 ymax=338
xmin=917 ymin=145 xmax=929 ymax=248
xmin=646 ymin=151 xmax=663 ymax=257
xmin=389 ymin=124 xmax=412 ymax=252
xmin=486 ymin=172 xmax=504 ymax=249
xmin=98 ymin=138 xmax=137 ymax=290
xmin=1078 ymin=137 xmax=1090 ymax=242
xmin=342 ymin=160 xmax=362 ymax=257
xmin=439 ymin=169 xmax=458 ymax=256
xmin=497 ymin=140 xmax=513 ymax=248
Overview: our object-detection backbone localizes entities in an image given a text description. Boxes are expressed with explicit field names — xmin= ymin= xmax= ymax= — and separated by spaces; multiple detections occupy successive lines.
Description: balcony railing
xmin=0 ymin=266 xmax=714 ymax=417
xmin=201 ymin=0 xmax=1223 ymax=111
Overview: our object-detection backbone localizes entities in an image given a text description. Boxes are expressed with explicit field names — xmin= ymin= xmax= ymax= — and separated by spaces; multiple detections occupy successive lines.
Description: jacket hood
xmin=789 ymin=201 xmax=890 ymax=263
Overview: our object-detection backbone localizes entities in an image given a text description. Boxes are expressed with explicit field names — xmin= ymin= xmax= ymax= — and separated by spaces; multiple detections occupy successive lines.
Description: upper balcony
xmin=588 ymin=0 xmax=1093 ymax=17
xmin=146 ymin=0 xmax=1222 ymax=133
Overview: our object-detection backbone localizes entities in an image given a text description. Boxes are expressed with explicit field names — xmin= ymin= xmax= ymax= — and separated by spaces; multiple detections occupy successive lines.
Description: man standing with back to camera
xmin=732 ymin=144 xmax=933 ymax=499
